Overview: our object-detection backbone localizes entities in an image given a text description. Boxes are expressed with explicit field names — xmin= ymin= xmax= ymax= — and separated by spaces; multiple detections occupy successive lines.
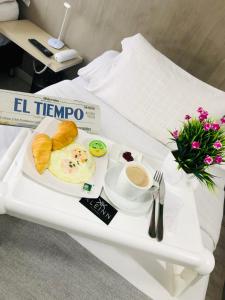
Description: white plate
xmin=22 ymin=117 xmax=109 ymax=198
xmin=104 ymin=165 xmax=153 ymax=216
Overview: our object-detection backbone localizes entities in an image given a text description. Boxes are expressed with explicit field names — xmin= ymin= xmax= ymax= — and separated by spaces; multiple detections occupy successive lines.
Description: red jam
xmin=122 ymin=151 xmax=134 ymax=162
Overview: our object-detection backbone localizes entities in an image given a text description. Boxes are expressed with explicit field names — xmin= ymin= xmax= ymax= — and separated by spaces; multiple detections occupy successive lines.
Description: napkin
xmin=163 ymin=184 xmax=184 ymax=233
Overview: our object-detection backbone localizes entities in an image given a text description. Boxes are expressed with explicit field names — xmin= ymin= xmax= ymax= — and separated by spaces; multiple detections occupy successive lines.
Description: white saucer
xmin=103 ymin=165 xmax=153 ymax=216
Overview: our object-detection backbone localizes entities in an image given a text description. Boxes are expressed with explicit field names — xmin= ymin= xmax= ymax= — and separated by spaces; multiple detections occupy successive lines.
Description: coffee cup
xmin=116 ymin=162 xmax=153 ymax=200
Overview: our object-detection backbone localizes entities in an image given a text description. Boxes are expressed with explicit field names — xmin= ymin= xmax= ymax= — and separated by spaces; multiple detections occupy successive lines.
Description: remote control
xmin=28 ymin=39 xmax=53 ymax=57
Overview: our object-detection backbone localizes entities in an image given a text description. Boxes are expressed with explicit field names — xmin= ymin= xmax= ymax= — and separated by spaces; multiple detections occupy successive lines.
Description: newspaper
xmin=0 ymin=89 xmax=100 ymax=133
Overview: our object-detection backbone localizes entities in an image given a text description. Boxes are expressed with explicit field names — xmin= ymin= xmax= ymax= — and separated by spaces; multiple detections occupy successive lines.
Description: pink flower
xmin=204 ymin=155 xmax=213 ymax=165
xmin=199 ymin=110 xmax=208 ymax=122
xmin=185 ymin=114 xmax=191 ymax=120
xmin=197 ymin=107 xmax=209 ymax=121
xmin=191 ymin=141 xmax=201 ymax=149
xmin=211 ymin=122 xmax=220 ymax=131
xmin=213 ymin=140 xmax=222 ymax=149
xmin=214 ymin=155 xmax=223 ymax=164
xmin=172 ymin=130 xmax=179 ymax=139
xmin=203 ymin=123 xmax=212 ymax=131
xmin=220 ymin=116 xmax=225 ymax=124
xmin=197 ymin=107 xmax=204 ymax=113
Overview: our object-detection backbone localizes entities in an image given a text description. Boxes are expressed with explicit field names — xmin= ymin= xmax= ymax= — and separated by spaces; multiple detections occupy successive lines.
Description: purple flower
xmin=204 ymin=155 xmax=213 ymax=165
xmin=203 ymin=123 xmax=212 ymax=131
xmin=220 ymin=116 xmax=225 ymax=124
xmin=211 ymin=122 xmax=220 ymax=131
xmin=185 ymin=114 xmax=191 ymax=120
xmin=197 ymin=107 xmax=204 ymax=113
xmin=172 ymin=130 xmax=179 ymax=139
xmin=213 ymin=140 xmax=222 ymax=149
xmin=214 ymin=155 xmax=223 ymax=164
xmin=191 ymin=141 xmax=201 ymax=149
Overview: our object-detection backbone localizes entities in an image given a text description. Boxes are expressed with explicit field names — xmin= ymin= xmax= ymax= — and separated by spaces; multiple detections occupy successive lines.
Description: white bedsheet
xmin=39 ymin=78 xmax=169 ymax=162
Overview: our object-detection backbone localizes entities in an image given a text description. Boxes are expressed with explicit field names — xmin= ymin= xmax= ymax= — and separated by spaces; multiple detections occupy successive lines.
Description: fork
xmin=148 ymin=170 xmax=163 ymax=238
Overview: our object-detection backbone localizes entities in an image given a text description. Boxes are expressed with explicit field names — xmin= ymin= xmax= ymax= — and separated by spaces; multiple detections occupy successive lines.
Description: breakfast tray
xmin=0 ymin=128 xmax=214 ymax=296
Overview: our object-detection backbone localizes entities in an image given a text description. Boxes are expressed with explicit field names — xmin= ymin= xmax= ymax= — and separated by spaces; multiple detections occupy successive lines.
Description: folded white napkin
xmin=161 ymin=151 xmax=224 ymax=248
xmin=163 ymin=184 xmax=184 ymax=233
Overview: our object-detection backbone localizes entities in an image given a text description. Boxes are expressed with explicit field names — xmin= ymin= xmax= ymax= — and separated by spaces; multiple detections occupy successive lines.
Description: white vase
xmin=185 ymin=173 xmax=199 ymax=190
xmin=162 ymin=152 xmax=199 ymax=190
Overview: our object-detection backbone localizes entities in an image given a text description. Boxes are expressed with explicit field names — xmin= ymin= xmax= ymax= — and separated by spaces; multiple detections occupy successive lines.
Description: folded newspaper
xmin=0 ymin=89 xmax=100 ymax=133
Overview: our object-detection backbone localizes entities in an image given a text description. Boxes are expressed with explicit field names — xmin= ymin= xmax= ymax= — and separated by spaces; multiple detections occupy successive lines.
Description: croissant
xmin=52 ymin=120 xmax=78 ymax=150
xmin=32 ymin=133 xmax=52 ymax=174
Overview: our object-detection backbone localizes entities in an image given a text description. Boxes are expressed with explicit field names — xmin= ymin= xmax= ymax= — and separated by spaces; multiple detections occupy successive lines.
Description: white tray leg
xmin=168 ymin=263 xmax=206 ymax=297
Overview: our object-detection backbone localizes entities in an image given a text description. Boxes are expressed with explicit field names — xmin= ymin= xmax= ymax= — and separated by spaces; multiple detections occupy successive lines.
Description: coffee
xmin=126 ymin=166 xmax=149 ymax=187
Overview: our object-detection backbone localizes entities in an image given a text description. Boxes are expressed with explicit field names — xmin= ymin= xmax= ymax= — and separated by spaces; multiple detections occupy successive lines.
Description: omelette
xmin=48 ymin=143 xmax=95 ymax=184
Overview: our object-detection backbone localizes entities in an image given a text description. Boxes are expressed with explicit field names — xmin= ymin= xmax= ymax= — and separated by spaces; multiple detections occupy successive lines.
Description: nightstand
xmin=0 ymin=19 xmax=83 ymax=92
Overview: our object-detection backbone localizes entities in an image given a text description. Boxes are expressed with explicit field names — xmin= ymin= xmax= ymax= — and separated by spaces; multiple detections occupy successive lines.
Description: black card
xmin=80 ymin=196 xmax=118 ymax=225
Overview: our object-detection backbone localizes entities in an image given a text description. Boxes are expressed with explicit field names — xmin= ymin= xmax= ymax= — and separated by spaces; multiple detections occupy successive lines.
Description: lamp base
xmin=48 ymin=38 xmax=64 ymax=49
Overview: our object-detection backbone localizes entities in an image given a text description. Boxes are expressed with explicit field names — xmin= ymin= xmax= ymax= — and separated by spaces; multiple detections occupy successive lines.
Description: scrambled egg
xmin=48 ymin=143 xmax=95 ymax=184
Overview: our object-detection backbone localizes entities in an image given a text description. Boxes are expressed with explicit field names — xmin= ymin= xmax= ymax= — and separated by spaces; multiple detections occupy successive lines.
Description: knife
xmin=157 ymin=174 xmax=165 ymax=241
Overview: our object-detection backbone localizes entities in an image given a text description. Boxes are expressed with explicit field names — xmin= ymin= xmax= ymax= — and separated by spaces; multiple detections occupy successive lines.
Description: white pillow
xmin=0 ymin=0 xmax=15 ymax=3
xmin=91 ymin=34 xmax=225 ymax=146
xmin=77 ymin=50 xmax=119 ymax=89
xmin=0 ymin=1 xmax=19 ymax=21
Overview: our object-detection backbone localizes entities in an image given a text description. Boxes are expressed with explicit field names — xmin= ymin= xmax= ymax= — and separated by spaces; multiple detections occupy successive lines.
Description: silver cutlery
xmin=148 ymin=171 xmax=162 ymax=238
xmin=157 ymin=173 xmax=165 ymax=241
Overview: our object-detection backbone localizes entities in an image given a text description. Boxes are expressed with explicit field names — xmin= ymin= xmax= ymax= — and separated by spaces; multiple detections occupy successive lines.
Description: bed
xmin=0 ymin=34 xmax=224 ymax=300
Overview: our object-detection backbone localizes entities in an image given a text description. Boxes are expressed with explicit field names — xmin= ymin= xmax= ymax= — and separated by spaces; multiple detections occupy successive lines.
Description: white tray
xmin=0 ymin=128 xmax=214 ymax=280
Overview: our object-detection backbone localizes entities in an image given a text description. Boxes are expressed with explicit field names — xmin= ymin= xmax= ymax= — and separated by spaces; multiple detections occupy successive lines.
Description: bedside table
xmin=0 ymin=19 xmax=83 ymax=91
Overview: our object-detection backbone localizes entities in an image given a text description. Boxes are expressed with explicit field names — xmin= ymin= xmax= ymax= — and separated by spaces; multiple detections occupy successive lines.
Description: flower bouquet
xmin=170 ymin=107 xmax=225 ymax=190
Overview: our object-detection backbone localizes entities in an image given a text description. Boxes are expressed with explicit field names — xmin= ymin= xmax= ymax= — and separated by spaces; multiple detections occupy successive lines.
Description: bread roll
xmin=32 ymin=133 xmax=52 ymax=174
xmin=52 ymin=121 xmax=78 ymax=150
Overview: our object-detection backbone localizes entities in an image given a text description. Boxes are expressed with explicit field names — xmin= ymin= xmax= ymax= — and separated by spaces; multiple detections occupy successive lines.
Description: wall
xmin=20 ymin=0 xmax=225 ymax=91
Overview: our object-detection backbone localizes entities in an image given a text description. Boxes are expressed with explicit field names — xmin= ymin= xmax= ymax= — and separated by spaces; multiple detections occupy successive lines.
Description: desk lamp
xmin=48 ymin=2 xmax=71 ymax=49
